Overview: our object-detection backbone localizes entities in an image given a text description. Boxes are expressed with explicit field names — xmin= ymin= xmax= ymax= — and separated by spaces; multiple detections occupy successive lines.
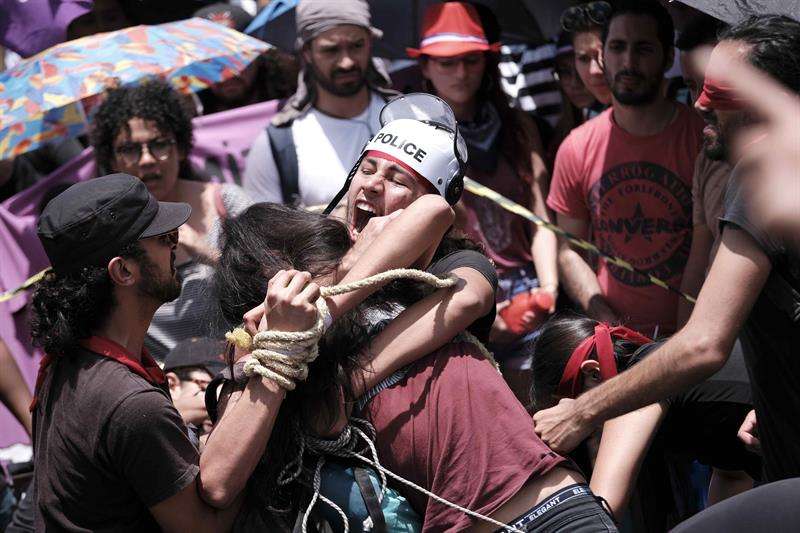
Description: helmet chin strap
xmin=323 ymin=154 xmax=364 ymax=216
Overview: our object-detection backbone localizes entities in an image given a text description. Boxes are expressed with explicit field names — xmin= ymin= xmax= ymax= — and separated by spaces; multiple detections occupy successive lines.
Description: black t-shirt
xmin=630 ymin=341 xmax=759 ymax=477
xmin=427 ymin=249 xmax=498 ymax=342
xmin=32 ymin=346 xmax=200 ymax=532
xmin=720 ymin=170 xmax=800 ymax=482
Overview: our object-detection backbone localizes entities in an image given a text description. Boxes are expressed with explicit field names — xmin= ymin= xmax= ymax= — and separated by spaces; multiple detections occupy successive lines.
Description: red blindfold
xmin=697 ymin=76 xmax=749 ymax=111
xmin=556 ymin=323 xmax=652 ymax=399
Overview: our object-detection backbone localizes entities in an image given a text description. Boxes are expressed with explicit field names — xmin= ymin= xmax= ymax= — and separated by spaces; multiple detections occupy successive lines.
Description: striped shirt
xmin=499 ymin=42 xmax=563 ymax=127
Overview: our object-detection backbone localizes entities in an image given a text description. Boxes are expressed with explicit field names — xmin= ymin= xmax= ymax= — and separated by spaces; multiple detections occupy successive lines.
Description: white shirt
xmin=242 ymin=92 xmax=385 ymax=207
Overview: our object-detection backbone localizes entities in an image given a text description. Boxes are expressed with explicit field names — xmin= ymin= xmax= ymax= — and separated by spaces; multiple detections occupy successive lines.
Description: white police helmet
xmin=323 ymin=93 xmax=468 ymax=214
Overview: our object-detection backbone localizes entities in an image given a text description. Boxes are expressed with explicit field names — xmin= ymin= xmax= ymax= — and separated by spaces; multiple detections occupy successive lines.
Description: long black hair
xmin=30 ymin=241 xmax=146 ymax=357
xmin=214 ymin=203 xmax=404 ymax=518
xmin=214 ymin=202 xmax=484 ymax=519
xmin=529 ymin=314 xmax=648 ymax=411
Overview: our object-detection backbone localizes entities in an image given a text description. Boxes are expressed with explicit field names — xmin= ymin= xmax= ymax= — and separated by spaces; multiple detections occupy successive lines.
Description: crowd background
xmin=0 ymin=0 xmax=798 ymax=531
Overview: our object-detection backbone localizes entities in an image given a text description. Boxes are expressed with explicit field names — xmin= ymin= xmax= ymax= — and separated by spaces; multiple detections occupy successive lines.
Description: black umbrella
xmin=674 ymin=0 xmax=799 ymax=24
xmin=248 ymin=0 xmax=546 ymax=59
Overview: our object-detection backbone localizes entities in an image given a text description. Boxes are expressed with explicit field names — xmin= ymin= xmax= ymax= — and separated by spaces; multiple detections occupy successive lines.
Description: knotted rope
xmin=225 ymin=269 xmax=459 ymax=390
xmin=225 ymin=267 xmax=519 ymax=532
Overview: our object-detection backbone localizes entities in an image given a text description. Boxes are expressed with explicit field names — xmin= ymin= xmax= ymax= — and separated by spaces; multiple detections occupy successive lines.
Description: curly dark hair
xmin=30 ymin=241 xmax=146 ymax=357
xmin=90 ymin=79 xmax=194 ymax=174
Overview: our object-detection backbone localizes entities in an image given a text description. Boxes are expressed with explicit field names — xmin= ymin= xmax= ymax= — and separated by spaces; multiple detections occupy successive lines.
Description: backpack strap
xmin=353 ymin=466 xmax=388 ymax=533
xmin=267 ymin=123 xmax=300 ymax=206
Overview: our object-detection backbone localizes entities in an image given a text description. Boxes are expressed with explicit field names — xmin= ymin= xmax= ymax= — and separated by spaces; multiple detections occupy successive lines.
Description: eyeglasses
xmin=156 ymin=230 xmax=179 ymax=247
xmin=560 ymin=1 xmax=612 ymax=33
xmin=114 ymin=138 xmax=176 ymax=165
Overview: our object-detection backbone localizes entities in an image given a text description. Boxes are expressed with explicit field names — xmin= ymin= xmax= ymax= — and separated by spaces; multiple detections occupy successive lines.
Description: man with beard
xmin=547 ymin=0 xmax=704 ymax=337
xmin=243 ymin=0 xmax=397 ymax=207
xmin=29 ymin=173 xmax=315 ymax=531
xmin=533 ymin=15 xmax=800 ymax=486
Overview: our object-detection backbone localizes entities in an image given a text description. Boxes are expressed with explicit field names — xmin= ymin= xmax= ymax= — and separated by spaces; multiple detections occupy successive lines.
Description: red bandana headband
xmin=556 ymin=323 xmax=653 ymax=399
xmin=697 ymin=76 xmax=749 ymax=111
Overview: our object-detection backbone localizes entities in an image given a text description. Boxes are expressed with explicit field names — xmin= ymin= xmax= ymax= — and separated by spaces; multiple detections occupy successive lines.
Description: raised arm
xmin=326 ymin=194 xmax=455 ymax=319
xmin=534 ymin=226 xmax=771 ymax=452
xmin=352 ymin=265 xmax=494 ymax=395
xmin=150 ymin=271 xmax=320 ymax=532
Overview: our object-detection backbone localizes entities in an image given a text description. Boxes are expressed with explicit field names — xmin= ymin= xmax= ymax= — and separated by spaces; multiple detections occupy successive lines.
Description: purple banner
xmin=0 ymin=99 xmax=276 ymax=447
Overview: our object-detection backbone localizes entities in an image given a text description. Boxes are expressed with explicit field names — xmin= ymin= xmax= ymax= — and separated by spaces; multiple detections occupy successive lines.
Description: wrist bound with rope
xmin=223 ymin=267 xmax=519 ymax=532
xmin=224 ymin=268 xmax=460 ymax=390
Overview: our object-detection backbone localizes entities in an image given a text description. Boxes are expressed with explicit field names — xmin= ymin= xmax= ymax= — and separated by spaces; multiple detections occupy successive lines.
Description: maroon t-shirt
xmin=362 ymin=341 xmax=567 ymax=532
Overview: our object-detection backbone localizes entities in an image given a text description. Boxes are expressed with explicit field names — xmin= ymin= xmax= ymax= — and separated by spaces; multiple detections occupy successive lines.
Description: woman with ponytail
xmin=530 ymin=315 xmax=760 ymax=527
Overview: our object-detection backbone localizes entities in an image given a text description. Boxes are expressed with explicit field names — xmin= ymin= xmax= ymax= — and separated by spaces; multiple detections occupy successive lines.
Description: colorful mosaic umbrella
xmin=0 ymin=17 xmax=270 ymax=160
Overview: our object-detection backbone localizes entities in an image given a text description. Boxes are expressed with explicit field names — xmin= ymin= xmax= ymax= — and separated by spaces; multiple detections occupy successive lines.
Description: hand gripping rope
xmin=225 ymin=268 xmax=520 ymax=533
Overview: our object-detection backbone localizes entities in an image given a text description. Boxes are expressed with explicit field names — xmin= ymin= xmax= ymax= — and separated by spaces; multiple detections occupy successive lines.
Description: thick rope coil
xmin=225 ymin=268 xmax=519 ymax=531
xmin=225 ymin=269 xmax=459 ymax=391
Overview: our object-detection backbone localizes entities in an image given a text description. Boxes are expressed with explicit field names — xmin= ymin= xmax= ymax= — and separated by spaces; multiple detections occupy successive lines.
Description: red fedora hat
xmin=407 ymin=2 xmax=501 ymax=58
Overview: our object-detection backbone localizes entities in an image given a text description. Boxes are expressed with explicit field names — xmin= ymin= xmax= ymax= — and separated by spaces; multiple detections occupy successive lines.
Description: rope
xmin=225 ymin=269 xmax=459 ymax=390
xmin=463 ymin=177 xmax=697 ymax=304
xmin=226 ymin=268 xmax=521 ymax=532
xmin=0 ymin=182 xmax=697 ymax=305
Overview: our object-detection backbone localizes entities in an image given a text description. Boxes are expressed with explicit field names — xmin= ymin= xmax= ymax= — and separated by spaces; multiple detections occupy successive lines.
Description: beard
xmin=702 ymin=110 xmax=751 ymax=162
xmin=137 ymin=252 xmax=181 ymax=304
xmin=309 ymin=61 xmax=367 ymax=97
xmin=703 ymin=121 xmax=728 ymax=161
xmin=609 ymin=69 xmax=661 ymax=106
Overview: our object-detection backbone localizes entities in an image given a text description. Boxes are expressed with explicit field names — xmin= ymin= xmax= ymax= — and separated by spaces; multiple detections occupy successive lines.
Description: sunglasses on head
xmin=560 ymin=1 xmax=612 ymax=33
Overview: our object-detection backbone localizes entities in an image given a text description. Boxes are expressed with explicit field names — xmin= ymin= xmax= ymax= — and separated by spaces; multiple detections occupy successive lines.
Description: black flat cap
xmin=37 ymin=173 xmax=191 ymax=274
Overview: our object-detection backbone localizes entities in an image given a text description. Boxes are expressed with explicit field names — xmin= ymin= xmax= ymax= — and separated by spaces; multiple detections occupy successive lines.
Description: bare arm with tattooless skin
xmin=533 ymin=227 xmax=771 ymax=453
xmin=150 ymin=270 xmax=320 ymax=531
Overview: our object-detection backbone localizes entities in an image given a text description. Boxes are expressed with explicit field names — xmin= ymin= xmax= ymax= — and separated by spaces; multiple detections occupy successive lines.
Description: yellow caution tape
xmin=463 ymin=177 xmax=696 ymax=304
xmin=0 ymin=268 xmax=50 ymax=303
xmin=0 ymin=181 xmax=697 ymax=305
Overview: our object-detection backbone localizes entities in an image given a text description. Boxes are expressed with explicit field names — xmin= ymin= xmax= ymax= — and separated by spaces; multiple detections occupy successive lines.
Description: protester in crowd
xmin=91 ymin=79 xmax=253 ymax=361
xmin=164 ymin=337 xmax=225 ymax=436
xmin=28 ymin=173 xmax=315 ymax=531
xmin=533 ymin=15 xmax=800 ymax=488
xmin=407 ymin=2 xmax=558 ymax=403
xmin=243 ymin=0 xmax=397 ymax=207
xmin=675 ymin=15 xmax=731 ymax=326
xmin=192 ymin=3 xmax=299 ymax=116
xmin=547 ymin=0 xmax=703 ymax=337
xmin=530 ymin=316 xmax=758 ymax=526
xmin=212 ymin=95 xmax=616 ymax=531
xmin=721 ymin=49 xmax=800 ymax=244
xmin=548 ymin=31 xmax=600 ymax=168
xmin=559 ymin=2 xmax=613 ymax=106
